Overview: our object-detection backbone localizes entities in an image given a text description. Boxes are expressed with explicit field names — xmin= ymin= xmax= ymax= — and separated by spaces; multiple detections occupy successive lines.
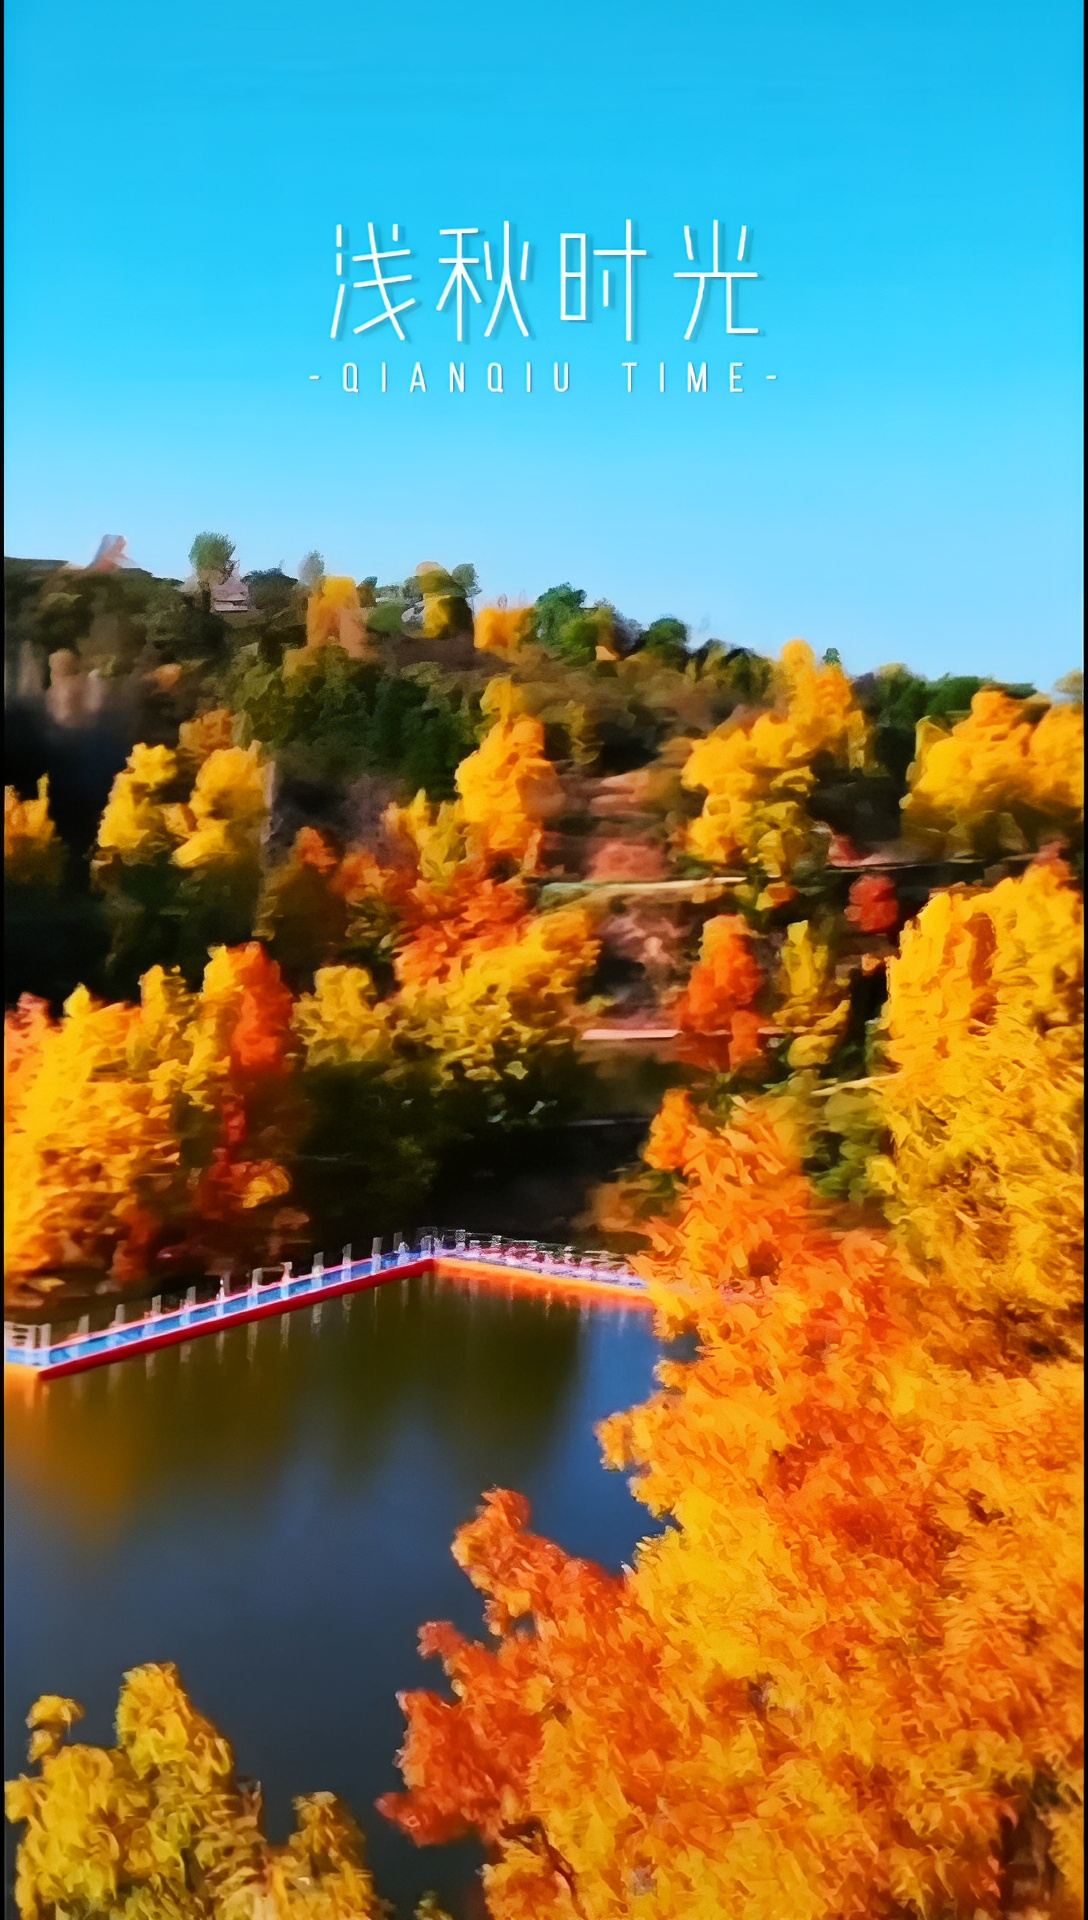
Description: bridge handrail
xmin=3 ymin=1232 xmax=645 ymax=1370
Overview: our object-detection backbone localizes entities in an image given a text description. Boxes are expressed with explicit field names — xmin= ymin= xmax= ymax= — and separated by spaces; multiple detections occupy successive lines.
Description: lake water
xmin=4 ymin=1270 xmax=659 ymax=1916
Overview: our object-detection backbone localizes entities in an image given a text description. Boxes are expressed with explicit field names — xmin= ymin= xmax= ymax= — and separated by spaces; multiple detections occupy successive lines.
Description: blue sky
xmin=5 ymin=0 xmax=1082 ymax=685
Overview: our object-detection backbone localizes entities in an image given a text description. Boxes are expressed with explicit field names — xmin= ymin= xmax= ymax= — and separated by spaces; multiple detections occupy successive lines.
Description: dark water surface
xmin=4 ymin=1271 xmax=659 ymax=1915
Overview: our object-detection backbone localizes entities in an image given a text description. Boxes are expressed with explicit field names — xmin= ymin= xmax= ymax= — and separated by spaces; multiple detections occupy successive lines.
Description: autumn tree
xmin=380 ymin=861 xmax=1083 ymax=1920
xmin=304 ymin=574 xmax=371 ymax=658
xmin=5 ymin=1663 xmax=432 ymax=1919
xmin=474 ymin=603 xmax=534 ymax=658
xmin=682 ymin=638 xmax=872 ymax=885
xmin=455 ymin=678 xmax=563 ymax=869
xmin=671 ymin=911 xmax=767 ymax=1074
xmin=93 ymin=738 xmax=269 ymax=987
xmin=902 ymin=688 xmax=1084 ymax=858
xmin=393 ymin=902 xmax=599 ymax=1129
xmin=5 ymin=944 xmax=299 ymax=1286
xmin=4 ymin=777 xmax=64 ymax=889
xmin=872 ymin=859 xmax=1083 ymax=1350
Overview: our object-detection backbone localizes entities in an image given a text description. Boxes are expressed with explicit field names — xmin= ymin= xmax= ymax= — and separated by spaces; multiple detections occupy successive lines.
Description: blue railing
xmin=4 ymin=1232 xmax=645 ymax=1375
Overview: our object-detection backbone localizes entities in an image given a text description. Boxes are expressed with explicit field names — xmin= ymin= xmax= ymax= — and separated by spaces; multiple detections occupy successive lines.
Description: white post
xmin=112 ymin=1305 xmax=125 ymax=1328
xmin=251 ymin=1268 xmax=261 ymax=1294
xmin=152 ymin=1295 xmax=162 ymax=1318
xmin=342 ymin=1242 xmax=352 ymax=1272
xmin=371 ymin=1235 xmax=382 ymax=1272
xmin=185 ymin=1286 xmax=197 ymax=1315
xmin=455 ymin=1227 xmax=466 ymax=1251
xmin=311 ymin=1252 xmax=325 ymax=1286
xmin=78 ymin=1313 xmax=91 ymax=1339
xmin=281 ymin=1261 xmax=293 ymax=1298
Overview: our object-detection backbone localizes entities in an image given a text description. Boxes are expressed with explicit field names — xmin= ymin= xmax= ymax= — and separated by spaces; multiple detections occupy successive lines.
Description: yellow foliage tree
xmin=395 ymin=905 xmax=598 ymax=1095
xmin=416 ymin=563 xmax=472 ymax=641
xmin=383 ymin=791 xmax=472 ymax=889
xmin=682 ymin=639 xmax=871 ymax=879
xmin=873 ymin=858 xmax=1084 ymax=1347
xmin=96 ymin=743 xmax=185 ymax=865
xmin=5 ymin=1663 xmax=406 ymax=1919
xmin=168 ymin=745 xmax=269 ymax=875
xmin=4 ymin=777 xmax=63 ymax=888
xmin=95 ymin=743 xmax=268 ymax=878
xmin=773 ymin=919 xmax=852 ymax=1069
xmin=903 ymin=689 xmax=1084 ymax=856
xmin=455 ymin=679 xmax=563 ymax=868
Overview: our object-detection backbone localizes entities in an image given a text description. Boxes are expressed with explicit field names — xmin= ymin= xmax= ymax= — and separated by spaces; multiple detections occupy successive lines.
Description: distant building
xmin=181 ymin=562 xmax=252 ymax=614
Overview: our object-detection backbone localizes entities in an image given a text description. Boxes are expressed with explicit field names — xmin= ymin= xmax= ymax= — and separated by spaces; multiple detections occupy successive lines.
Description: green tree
xmin=244 ymin=567 xmax=299 ymax=616
xmin=532 ymin=583 xmax=587 ymax=653
xmin=187 ymin=534 xmax=235 ymax=661
xmin=641 ymin=616 xmax=690 ymax=666
xmin=450 ymin=561 xmax=480 ymax=604
xmin=188 ymin=533 xmax=235 ymax=594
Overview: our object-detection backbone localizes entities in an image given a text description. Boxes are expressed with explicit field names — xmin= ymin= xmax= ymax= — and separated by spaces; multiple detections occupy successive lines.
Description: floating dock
xmin=3 ymin=1235 xmax=650 ymax=1383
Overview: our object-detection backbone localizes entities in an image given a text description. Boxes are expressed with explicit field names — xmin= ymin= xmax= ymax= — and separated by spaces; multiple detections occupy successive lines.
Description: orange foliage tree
xmin=474 ymin=604 xmax=534 ymax=658
xmin=671 ymin=912 xmax=767 ymax=1073
xmin=304 ymin=574 xmax=370 ymax=657
xmin=379 ymin=863 xmax=1084 ymax=1920
xmin=846 ymin=872 xmax=900 ymax=934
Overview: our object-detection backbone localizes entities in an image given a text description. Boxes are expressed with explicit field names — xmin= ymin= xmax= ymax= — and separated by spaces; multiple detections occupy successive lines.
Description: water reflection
xmin=5 ymin=1276 xmax=658 ymax=1916
xmin=6 ymin=1277 xmax=599 ymax=1541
